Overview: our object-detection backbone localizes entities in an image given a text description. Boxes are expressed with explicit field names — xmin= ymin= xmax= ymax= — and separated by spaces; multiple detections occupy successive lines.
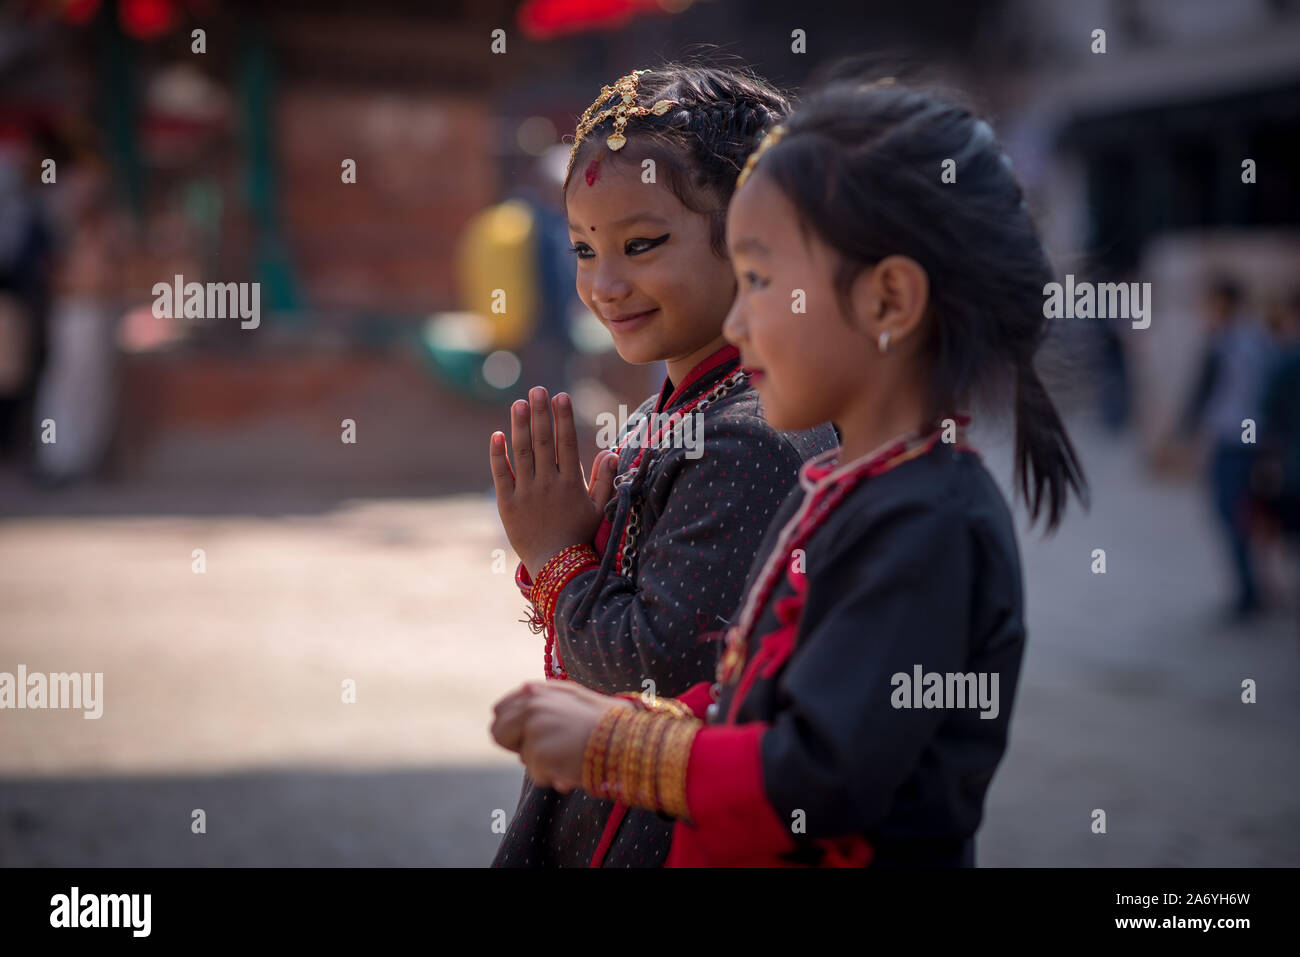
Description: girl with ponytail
xmin=491 ymin=77 xmax=1087 ymax=867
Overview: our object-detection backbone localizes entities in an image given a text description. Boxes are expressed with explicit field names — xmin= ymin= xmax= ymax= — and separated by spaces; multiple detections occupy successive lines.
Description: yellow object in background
xmin=455 ymin=199 xmax=538 ymax=351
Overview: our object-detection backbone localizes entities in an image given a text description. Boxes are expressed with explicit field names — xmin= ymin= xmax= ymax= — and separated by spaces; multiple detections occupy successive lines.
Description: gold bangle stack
xmin=530 ymin=544 xmax=599 ymax=626
xmin=620 ymin=710 xmax=652 ymax=805
xmin=639 ymin=714 xmax=672 ymax=808
xmin=583 ymin=706 xmax=620 ymax=795
xmin=581 ymin=705 xmax=702 ymax=820
xmin=614 ymin=690 xmax=697 ymax=720
xmin=657 ymin=719 xmax=698 ymax=820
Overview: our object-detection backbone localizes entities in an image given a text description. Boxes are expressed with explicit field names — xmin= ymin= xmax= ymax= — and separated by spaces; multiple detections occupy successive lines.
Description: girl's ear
xmin=849 ymin=255 xmax=929 ymax=348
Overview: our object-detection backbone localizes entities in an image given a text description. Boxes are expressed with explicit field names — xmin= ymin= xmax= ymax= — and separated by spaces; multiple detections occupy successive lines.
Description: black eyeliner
xmin=628 ymin=233 xmax=671 ymax=254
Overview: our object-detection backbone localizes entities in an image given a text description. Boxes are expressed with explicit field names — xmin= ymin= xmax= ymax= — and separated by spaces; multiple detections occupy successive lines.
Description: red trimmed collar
xmin=802 ymin=414 xmax=973 ymax=490
xmin=800 ymin=437 xmax=921 ymax=489
xmin=654 ymin=343 xmax=740 ymax=413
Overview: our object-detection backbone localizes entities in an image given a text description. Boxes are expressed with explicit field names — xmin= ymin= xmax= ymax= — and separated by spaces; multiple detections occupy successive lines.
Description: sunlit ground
xmin=1 ymin=420 xmax=1297 ymax=866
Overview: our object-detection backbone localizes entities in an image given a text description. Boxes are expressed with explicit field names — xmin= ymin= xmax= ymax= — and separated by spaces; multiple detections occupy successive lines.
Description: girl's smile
xmin=604 ymin=306 xmax=660 ymax=334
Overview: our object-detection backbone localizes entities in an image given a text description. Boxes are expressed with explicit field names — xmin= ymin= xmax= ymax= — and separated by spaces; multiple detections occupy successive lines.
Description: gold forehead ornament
xmin=567 ymin=69 xmax=679 ymax=179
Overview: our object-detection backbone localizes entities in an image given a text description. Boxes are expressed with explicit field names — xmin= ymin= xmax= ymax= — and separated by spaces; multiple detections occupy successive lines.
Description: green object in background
xmin=417 ymin=314 xmax=520 ymax=405
xmin=240 ymin=21 xmax=303 ymax=324
xmin=100 ymin=5 xmax=143 ymax=222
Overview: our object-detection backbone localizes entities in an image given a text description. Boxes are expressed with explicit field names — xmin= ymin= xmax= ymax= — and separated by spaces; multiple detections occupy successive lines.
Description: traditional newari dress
xmin=578 ymin=422 xmax=1027 ymax=867
xmin=492 ymin=343 xmax=836 ymax=867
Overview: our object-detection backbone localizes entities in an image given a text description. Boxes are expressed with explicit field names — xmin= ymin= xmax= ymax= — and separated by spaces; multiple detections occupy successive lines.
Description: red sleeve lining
xmin=674 ymin=681 xmax=715 ymax=720
xmin=679 ymin=722 xmax=794 ymax=865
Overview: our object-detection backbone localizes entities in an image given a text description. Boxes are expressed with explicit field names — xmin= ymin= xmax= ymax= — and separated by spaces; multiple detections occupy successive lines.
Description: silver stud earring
xmin=878 ymin=330 xmax=891 ymax=355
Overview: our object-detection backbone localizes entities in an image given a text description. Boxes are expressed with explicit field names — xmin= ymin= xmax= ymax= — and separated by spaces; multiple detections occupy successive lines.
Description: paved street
xmin=1 ymin=419 xmax=1297 ymax=866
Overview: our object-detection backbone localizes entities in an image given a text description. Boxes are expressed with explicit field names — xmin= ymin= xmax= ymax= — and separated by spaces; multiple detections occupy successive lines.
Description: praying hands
xmin=489 ymin=387 xmax=619 ymax=576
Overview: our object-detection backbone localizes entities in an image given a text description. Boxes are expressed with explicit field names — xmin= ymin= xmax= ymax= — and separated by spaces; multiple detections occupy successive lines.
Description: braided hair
xmin=563 ymin=61 xmax=791 ymax=259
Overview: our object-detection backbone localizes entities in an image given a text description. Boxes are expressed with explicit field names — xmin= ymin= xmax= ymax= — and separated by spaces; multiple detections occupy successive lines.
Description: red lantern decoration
xmin=59 ymin=0 xmax=103 ymax=26
xmin=518 ymin=0 xmax=671 ymax=40
xmin=119 ymin=0 xmax=178 ymax=40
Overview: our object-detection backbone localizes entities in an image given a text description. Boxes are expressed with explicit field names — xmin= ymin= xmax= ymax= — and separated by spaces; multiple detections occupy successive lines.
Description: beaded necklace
xmin=606 ymin=368 xmax=748 ymax=576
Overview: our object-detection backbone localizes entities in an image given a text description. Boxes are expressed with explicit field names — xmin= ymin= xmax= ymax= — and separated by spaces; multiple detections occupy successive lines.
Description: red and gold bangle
xmin=639 ymin=711 xmax=672 ymax=808
xmin=614 ymin=690 xmax=696 ymax=720
xmin=610 ymin=709 xmax=647 ymax=805
xmin=650 ymin=697 xmax=696 ymax=720
xmin=616 ymin=710 xmax=647 ymax=805
xmin=657 ymin=718 xmax=702 ymax=821
xmin=621 ymin=712 xmax=653 ymax=805
xmin=614 ymin=691 xmax=648 ymax=710
xmin=529 ymin=544 xmax=599 ymax=628
xmin=515 ymin=561 xmax=534 ymax=599
xmin=630 ymin=711 xmax=655 ymax=807
xmin=582 ymin=705 xmax=699 ymax=816
xmin=601 ymin=709 xmax=632 ymax=802
xmin=582 ymin=705 xmax=622 ymax=797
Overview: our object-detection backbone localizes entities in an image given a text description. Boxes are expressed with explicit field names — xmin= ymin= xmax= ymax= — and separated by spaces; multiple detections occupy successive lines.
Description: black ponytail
xmin=746 ymin=76 xmax=1089 ymax=531
xmin=1015 ymin=363 xmax=1088 ymax=530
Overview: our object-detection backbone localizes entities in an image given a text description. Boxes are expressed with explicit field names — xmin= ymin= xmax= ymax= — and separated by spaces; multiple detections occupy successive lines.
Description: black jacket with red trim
xmin=667 ymin=440 xmax=1026 ymax=867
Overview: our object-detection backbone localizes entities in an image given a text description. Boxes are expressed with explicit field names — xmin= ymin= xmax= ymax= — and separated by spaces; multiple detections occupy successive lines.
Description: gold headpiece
xmin=735 ymin=124 xmax=787 ymax=190
xmin=566 ymin=69 xmax=679 ymax=180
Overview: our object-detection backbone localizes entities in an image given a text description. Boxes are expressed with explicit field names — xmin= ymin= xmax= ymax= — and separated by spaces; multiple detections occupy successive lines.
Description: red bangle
xmin=530 ymin=544 xmax=599 ymax=628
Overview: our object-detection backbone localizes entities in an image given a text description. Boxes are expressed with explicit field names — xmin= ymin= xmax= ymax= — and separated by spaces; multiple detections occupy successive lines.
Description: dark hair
xmin=1207 ymin=275 xmax=1244 ymax=309
xmin=563 ymin=60 xmax=790 ymax=259
xmin=747 ymin=78 xmax=1088 ymax=531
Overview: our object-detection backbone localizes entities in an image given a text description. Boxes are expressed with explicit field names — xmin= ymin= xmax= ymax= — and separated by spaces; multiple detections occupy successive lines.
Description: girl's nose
xmin=591 ymin=263 xmax=633 ymax=304
xmin=722 ymin=298 xmax=747 ymax=346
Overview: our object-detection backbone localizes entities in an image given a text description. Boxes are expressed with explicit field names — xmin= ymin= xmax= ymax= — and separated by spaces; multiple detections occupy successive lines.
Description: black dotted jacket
xmin=492 ymin=348 xmax=836 ymax=867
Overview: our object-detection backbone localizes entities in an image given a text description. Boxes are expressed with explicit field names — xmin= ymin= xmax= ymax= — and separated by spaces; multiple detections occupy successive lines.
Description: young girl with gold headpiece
xmin=488 ymin=63 xmax=836 ymax=866
xmin=491 ymin=77 xmax=1089 ymax=867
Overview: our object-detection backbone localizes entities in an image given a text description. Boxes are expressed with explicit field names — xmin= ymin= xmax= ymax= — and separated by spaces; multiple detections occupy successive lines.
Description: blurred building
xmin=980 ymin=0 xmax=1300 ymax=446
xmin=1 ymin=0 xmax=1296 ymax=491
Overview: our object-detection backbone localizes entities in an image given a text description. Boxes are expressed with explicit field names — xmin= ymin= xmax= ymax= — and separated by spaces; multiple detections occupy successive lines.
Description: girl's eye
xmin=626 ymin=233 xmax=670 ymax=255
xmin=569 ymin=233 xmax=669 ymax=259
xmin=743 ymin=270 xmax=770 ymax=290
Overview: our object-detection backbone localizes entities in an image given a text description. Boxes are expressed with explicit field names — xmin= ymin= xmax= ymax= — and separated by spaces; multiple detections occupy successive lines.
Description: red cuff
xmin=543 ymin=559 xmax=599 ymax=629
xmin=515 ymin=561 xmax=533 ymax=599
xmin=674 ymin=681 xmax=716 ymax=720
xmin=673 ymin=722 xmax=794 ymax=866
xmin=529 ymin=545 xmax=599 ymax=631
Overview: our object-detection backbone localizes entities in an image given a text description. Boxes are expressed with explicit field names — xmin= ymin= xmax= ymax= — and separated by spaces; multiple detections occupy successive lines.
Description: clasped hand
xmin=490 ymin=680 xmax=638 ymax=792
xmin=489 ymin=387 xmax=618 ymax=577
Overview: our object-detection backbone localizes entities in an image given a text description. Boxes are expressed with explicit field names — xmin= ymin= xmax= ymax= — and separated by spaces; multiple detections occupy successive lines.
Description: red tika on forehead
xmin=585 ymin=158 xmax=602 ymax=187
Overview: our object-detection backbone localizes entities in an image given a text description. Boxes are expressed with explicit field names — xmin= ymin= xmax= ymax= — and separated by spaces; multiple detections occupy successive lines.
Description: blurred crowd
xmin=1166 ymin=277 xmax=1300 ymax=621
xmin=0 ymin=119 xmax=123 ymax=486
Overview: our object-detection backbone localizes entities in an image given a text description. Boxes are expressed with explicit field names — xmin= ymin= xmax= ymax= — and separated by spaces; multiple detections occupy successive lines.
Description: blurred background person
xmin=33 ymin=147 xmax=124 ymax=485
xmin=503 ymin=144 xmax=579 ymax=398
xmin=1175 ymin=276 xmax=1278 ymax=620
xmin=0 ymin=121 xmax=54 ymax=470
xmin=1257 ymin=289 xmax=1300 ymax=618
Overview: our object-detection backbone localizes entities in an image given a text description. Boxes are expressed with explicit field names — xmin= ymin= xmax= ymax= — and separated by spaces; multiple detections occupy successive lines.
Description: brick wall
xmin=276 ymin=89 xmax=495 ymax=316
